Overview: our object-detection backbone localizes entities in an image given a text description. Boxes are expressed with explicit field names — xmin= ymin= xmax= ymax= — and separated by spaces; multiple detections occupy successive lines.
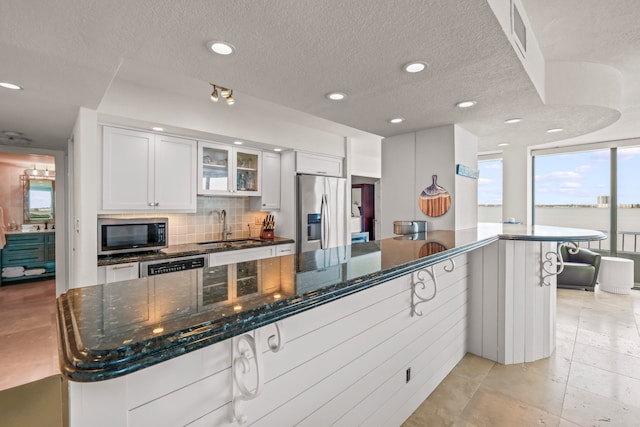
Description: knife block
xmin=260 ymin=229 xmax=274 ymax=239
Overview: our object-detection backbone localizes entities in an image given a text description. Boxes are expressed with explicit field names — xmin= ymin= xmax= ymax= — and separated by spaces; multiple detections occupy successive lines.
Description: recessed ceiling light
xmin=207 ymin=41 xmax=235 ymax=55
xmin=498 ymin=143 xmax=509 ymax=147
xmin=403 ymin=61 xmax=428 ymax=73
xmin=327 ymin=92 xmax=346 ymax=101
xmin=504 ymin=118 xmax=522 ymax=124
xmin=233 ymin=141 xmax=243 ymax=145
xmin=152 ymin=127 xmax=164 ymax=131
xmin=273 ymin=148 xmax=283 ymax=152
xmin=389 ymin=117 xmax=404 ymax=124
xmin=456 ymin=100 xmax=477 ymax=108
xmin=0 ymin=82 xmax=23 ymax=90
xmin=546 ymin=128 xmax=564 ymax=133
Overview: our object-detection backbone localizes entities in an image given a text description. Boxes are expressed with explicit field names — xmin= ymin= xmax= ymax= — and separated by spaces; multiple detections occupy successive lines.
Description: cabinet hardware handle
xmin=113 ymin=265 xmax=135 ymax=270
xmin=155 ymin=202 xmax=160 ymax=206
xmin=148 ymin=203 xmax=154 ymax=207
xmin=279 ymin=249 xmax=291 ymax=253
xmin=262 ymin=203 xmax=266 ymax=206
xmin=316 ymin=171 xmax=327 ymax=174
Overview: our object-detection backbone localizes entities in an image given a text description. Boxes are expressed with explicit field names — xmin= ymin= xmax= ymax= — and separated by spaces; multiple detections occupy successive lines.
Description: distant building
xmin=597 ymin=195 xmax=609 ymax=208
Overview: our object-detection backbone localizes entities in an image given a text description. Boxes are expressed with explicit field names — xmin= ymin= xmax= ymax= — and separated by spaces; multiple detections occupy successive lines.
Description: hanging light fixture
xmin=225 ymin=90 xmax=235 ymax=105
xmin=210 ymin=83 xmax=234 ymax=105
xmin=210 ymin=84 xmax=219 ymax=102
xmin=24 ymin=164 xmax=55 ymax=178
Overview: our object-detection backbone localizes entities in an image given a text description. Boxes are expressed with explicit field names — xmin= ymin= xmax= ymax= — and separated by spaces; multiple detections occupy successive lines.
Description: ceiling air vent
xmin=511 ymin=1 xmax=527 ymax=58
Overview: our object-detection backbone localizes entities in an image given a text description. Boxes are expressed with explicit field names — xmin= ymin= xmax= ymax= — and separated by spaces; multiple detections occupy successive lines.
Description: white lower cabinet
xmin=97 ymin=262 xmax=139 ymax=284
xmin=69 ymin=255 xmax=470 ymax=427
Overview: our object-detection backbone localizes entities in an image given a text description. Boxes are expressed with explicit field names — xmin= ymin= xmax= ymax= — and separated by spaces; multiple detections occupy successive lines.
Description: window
xmin=534 ymin=150 xmax=610 ymax=251
xmin=616 ymin=146 xmax=640 ymax=253
xmin=478 ymin=159 xmax=503 ymax=222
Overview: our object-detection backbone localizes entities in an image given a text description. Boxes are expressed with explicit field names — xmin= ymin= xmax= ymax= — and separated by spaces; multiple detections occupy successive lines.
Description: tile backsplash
xmin=99 ymin=196 xmax=268 ymax=246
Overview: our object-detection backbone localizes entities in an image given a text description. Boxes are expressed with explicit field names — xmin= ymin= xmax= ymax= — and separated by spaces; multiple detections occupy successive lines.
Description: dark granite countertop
xmin=58 ymin=224 xmax=604 ymax=381
xmin=97 ymin=237 xmax=294 ymax=266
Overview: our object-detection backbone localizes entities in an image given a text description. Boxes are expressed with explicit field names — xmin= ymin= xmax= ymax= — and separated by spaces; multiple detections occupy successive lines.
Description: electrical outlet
xmin=254 ymin=216 xmax=262 ymax=225
xmin=405 ymin=367 xmax=411 ymax=383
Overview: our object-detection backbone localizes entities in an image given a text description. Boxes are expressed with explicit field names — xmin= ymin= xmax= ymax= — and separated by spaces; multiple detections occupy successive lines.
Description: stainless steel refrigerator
xmin=297 ymin=174 xmax=348 ymax=253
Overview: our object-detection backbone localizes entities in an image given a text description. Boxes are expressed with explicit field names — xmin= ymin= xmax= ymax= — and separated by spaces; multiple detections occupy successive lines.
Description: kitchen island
xmin=58 ymin=224 xmax=604 ymax=427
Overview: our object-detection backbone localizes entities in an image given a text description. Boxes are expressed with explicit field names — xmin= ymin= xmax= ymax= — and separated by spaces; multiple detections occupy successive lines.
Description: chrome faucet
xmin=212 ymin=209 xmax=232 ymax=241
xmin=221 ymin=209 xmax=227 ymax=240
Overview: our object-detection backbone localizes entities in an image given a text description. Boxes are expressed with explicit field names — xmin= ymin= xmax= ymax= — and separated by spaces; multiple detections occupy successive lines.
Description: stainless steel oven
xmin=98 ymin=217 xmax=168 ymax=256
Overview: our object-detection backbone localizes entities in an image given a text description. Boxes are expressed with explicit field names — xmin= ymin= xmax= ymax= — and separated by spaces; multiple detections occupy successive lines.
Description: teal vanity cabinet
xmin=0 ymin=232 xmax=55 ymax=285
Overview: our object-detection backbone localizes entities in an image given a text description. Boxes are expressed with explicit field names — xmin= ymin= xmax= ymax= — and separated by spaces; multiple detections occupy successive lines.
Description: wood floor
xmin=0 ymin=279 xmax=58 ymax=391
xmin=2 ymin=281 xmax=640 ymax=426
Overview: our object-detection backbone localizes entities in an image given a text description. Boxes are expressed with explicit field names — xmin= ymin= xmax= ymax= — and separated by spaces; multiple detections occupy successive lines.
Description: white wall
xmin=381 ymin=124 xmax=478 ymax=238
xmin=380 ymin=133 xmax=416 ymax=239
xmin=350 ymin=134 xmax=382 ymax=178
xmin=414 ymin=126 xmax=456 ymax=231
xmin=454 ymin=125 xmax=479 ymax=230
xmin=502 ymin=144 xmax=531 ymax=224
xmin=70 ymin=107 xmax=98 ymax=288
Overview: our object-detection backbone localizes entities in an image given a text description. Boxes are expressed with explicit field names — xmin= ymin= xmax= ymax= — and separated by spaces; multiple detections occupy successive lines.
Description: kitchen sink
xmin=198 ymin=239 xmax=261 ymax=248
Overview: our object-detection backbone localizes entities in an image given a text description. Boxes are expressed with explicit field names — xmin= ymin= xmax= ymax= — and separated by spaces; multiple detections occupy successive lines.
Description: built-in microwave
xmin=97 ymin=218 xmax=168 ymax=256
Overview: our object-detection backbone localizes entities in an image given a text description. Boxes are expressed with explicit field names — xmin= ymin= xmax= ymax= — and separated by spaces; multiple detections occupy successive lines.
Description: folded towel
xmin=24 ymin=268 xmax=47 ymax=276
xmin=2 ymin=270 xmax=25 ymax=278
xmin=2 ymin=266 xmax=25 ymax=274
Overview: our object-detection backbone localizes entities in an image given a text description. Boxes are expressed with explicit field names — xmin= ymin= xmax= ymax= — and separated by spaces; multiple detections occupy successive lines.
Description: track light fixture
xmin=210 ymin=83 xmax=234 ymax=105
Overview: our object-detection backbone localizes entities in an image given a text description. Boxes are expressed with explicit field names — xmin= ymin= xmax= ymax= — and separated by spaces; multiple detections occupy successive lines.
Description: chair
xmin=557 ymin=244 xmax=601 ymax=291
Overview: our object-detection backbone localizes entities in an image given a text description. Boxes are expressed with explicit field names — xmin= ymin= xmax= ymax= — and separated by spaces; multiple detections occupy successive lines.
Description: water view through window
xmin=534 ymin=149 xmax=611 ymax=251
xmin=478 ymin=159 xmax=503 ymax=222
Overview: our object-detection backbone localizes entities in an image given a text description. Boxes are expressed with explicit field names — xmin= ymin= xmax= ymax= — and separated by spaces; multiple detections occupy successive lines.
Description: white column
xmin=502 ymin=144 xmax=531 ymax=224
xmin=70 ymin=107 xmax=98 ymax=288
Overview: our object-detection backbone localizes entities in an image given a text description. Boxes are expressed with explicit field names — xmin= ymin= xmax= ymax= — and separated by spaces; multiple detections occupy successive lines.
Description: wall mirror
xmin=22 ymin=170 xmax=55 ymax=223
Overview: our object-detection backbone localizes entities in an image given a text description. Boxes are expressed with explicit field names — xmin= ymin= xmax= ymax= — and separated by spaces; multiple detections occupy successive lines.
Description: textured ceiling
xmin=0 ymin=0 xmax=638 ymax=152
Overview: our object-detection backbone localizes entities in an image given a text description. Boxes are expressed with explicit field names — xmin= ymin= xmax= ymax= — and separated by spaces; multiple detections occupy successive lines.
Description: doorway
xmin=0 ymin=151 xmax=56 ymax=286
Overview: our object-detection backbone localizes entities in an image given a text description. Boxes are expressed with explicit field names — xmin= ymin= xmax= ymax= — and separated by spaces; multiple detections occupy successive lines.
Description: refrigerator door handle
xmin=321 ymin=193 xmax=330 ymax=249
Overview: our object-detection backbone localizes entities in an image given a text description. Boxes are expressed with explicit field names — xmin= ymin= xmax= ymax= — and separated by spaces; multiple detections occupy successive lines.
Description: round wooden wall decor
xmin=419 ymin=241 xmax=447 ymax=257
xmin=419 ymin=175 xmax=451 ymax=217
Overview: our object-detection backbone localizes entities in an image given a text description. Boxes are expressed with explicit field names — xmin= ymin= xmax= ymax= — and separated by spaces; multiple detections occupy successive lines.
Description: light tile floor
xmin=403 ymin=288 xmax=640 ymax=427
xmin=0 ymin=279 xmax=59 ymax=391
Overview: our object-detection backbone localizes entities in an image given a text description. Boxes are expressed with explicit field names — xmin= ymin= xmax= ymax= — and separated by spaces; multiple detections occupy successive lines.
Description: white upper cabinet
xmin=102 ymin=126 xmax=197 ymax=212
xmin=296 ymin=151 xmax=343 ymax=177
xmin=198 ymin=140 xmax=262 ymax=196
xmin=250 ymin=151 xmax=281 ymax=211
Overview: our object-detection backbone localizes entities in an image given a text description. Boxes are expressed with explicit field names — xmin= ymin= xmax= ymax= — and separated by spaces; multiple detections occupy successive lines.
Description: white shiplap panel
xmin=127 ymin=369 xmax=232 ymax=427
xmin=292 ymin=301 xmax=468 ymax=427
xmin=482 ymin=241 xmax=499 ymax=361
xmin=467 ymin=246 xmax=484 ymax=356
xmin=127 ymin=340 xmax=231 ymax=409
xmin=342 ymin=319 xmax=468 ymax=426
xmin=249 ymin=274 xmax=468 ymax=426
xmin=512 ymin=240 xmax=526 ymax=364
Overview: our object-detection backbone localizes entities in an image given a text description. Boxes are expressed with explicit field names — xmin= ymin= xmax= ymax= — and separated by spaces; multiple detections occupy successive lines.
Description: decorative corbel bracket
xmin=411 ymin=258 xmax=455 ymax=317
xmin=540 ymin=241 xmax=578 ymax=287
xmin=231 ymin=321 xmax=285 ymax=424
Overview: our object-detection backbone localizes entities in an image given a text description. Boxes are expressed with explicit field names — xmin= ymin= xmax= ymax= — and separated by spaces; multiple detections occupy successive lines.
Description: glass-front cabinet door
xmin=200 ymin=265 xmax=230 ymax=308
xmin=198 ymin=141 xmax=232 ymax=195
xmin=198 ymin=141 xmax=262 ymax=196
xmin=234 ymin=147 xmax=261 ymax=195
